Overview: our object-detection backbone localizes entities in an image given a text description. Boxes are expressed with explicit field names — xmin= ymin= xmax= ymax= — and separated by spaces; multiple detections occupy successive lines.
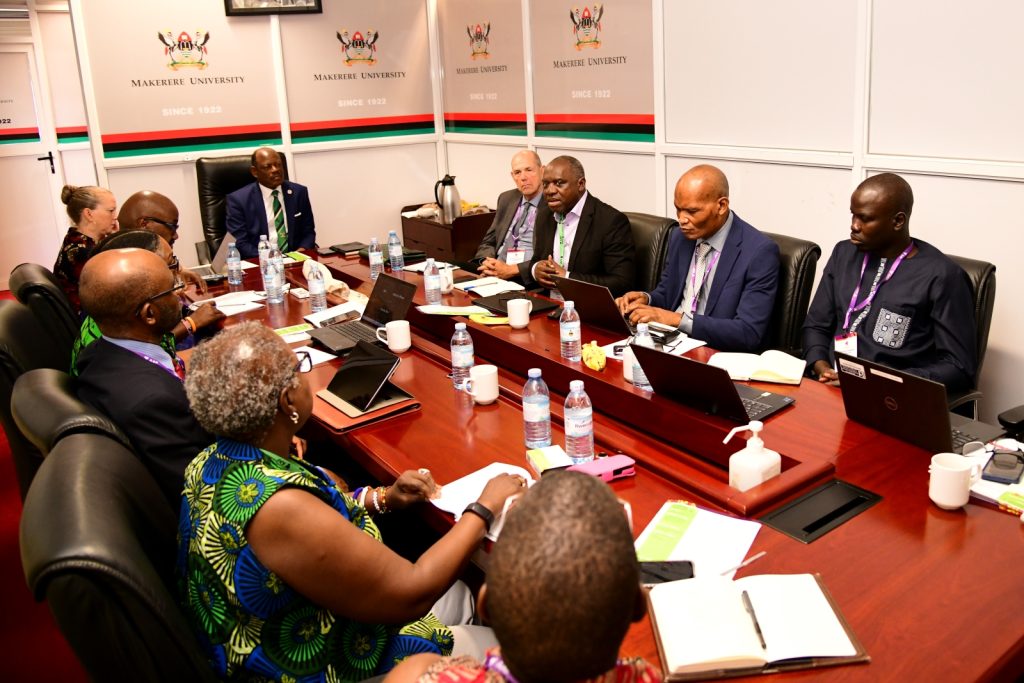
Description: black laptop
xmin=631 ymin=343 xmax=795 ymax=422
xmin=551 ymin=276 xmax=680 ymax=345
xmin=309 ymin=274 xmax=416 ymax=354
xmin=834 ymin=352 xmax=1003 ymax=453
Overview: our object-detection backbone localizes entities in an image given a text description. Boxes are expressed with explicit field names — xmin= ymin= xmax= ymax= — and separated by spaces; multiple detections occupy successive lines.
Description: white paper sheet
xmin=292 ymin=345 xmax=337 ymax=367
xmin=431 ymin=462 xmax=535 ymax=540
xmin=416 ymin=305 xmax=492 ymax=316
xmin=403 ymin=261 xmax=452 ymax=273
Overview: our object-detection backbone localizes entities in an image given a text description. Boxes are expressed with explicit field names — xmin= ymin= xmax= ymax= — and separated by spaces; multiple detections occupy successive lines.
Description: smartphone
xmin=981 ymin=450 xmax=1024 ymax=485
xmin=639 ymin=560 xmax=694 ymax=585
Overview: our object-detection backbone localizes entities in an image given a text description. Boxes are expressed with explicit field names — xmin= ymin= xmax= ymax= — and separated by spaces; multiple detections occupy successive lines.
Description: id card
xmin=506 ymin=249 xmax=526 ymax=266
xmin=834 ymin=332 xmax=858 ymax=358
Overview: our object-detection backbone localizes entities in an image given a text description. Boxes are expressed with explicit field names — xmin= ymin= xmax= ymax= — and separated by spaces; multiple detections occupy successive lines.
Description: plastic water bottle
xmin=564 ymin=380 xmax=594 ymax=464
xmin=307 ymin=264 xmax=327 ymax=313
xmin=523 ymin=368 xmax=552 ymax=449
xmin=631 ymin=323 xmax=655 ymax=391
xmin=387 ymin=230 xmax=404 ymax=272
xmin=450 ymin=322 xmax=474 ymax=388
xmin=424 ymin=258 xmax=442 ymax=305
xmin=368 ymin=237 xmax=384 ymax=281
xmin=559 ymin=300 xmax=582 ymax=362
xmin=265 ymin=247 xmax=284 ymax=305
xmin=257 ymin=235 xmax=271 ymax=288
xmin=226 ymin=242 xmax=243 ymax=285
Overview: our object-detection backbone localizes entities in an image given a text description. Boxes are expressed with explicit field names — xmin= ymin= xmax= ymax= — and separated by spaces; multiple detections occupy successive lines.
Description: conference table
xmin=210 ymin=254 xmax=1024 ymax=682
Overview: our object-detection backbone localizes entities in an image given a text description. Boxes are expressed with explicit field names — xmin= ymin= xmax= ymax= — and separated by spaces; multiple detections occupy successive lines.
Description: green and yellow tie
xmin=271 ymin=189 xmax=287 ymax=251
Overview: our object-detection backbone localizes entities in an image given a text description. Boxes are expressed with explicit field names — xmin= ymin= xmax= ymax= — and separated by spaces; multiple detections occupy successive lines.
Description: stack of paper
xmin=431 ymin=462 xmax=534 ymax=540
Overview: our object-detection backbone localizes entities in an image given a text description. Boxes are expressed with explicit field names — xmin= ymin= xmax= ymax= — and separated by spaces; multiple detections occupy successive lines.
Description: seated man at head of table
xmin=384 ymin=470 xmax=658 ymax=683
xmin=616 ymin=165 xmax=779 ymax=352
xmin=528 ymin=155 xmax=635 ymax=297
xmin=473 ymin=150 xmax=546 ymax=283
xmin=226 ymin=146 xmax=317 ymax=259
xmin=803 ymin=173 xmax=976 ymax=390
xmin=76 ymin=247 xmax=213 ymax=509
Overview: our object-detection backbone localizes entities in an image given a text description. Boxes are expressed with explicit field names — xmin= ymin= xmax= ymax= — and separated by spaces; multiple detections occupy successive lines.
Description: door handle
xmin=36 ymin=151 xmax=54 ymax=174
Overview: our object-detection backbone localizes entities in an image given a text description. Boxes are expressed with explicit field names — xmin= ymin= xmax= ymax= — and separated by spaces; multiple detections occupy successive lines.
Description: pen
xmin=741 ymin=590 xmax=767 ymax=650
xmin=720 ymin=550 xmax=767 ymax=576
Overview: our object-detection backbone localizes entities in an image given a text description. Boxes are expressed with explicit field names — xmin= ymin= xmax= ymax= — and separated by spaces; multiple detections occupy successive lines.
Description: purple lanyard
xmin=689 ymin=248 xmax=720 ymax=314
xmin=509 ymin=202 xmax=531 ymax=250
xmin=127 ymin=349 xmax=183 ymax=382
xmin=842 ymin=240 xmax=914 ymax=332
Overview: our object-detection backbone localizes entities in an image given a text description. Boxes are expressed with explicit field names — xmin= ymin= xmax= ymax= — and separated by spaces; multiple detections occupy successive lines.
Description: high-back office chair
xmin=624 ymin=211 xmax=676 ymax=292
xmin=763 ymin=232 xmax=821 ymax=357
xmin=19 ymin=432 xmax=217 ymax=683
xmin=947 ymin=254 xmax=996 ymax=419
xmin=9 ymin=262 xmax=79 ymax=369
xmin=195 ymin=153 xmax=289 ymax=259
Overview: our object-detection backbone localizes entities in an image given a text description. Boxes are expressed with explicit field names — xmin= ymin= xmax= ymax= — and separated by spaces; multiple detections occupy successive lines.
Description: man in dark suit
xmin=226 ymin=147 xmax=316 ymax=258
xmin=528 ymin=156 xmax=635 ymax=297
xmin=617 ymin=165 xmax=779 ymax=352
xmin=474 ymin=150 xmax=545 ymax=283
xmin=77 ymin=248 xmax=212 ymax=509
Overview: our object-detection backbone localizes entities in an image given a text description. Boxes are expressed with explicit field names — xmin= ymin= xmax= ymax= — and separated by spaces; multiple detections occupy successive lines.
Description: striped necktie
xmin=271 ymin=189 xmax=287 ymax=251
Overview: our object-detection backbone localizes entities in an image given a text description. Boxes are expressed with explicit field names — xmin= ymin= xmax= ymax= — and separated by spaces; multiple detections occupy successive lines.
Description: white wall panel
xmin=663 ymin=0 xmax=857 ymax=153
xmin=445 ymin=142 xmax=526 ymax=211
xmin=535 ymin=147 xmax=656 ymax=214
xmin=60 ymin=149 xmax=97 ymax=187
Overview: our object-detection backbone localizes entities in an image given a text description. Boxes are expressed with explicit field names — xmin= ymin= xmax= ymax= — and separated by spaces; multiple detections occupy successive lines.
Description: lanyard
xmin=842 ymin=240 xmax=914 ymax=332
xmin=556 ymin=215 xmax=566 ymax=267
xmin=509 ymin=202 xmax=531 ymax=250
xmin=128 ymin=348 xmax=184 ymax=381
xmin=688 ymin=248 xmax=721 ymax=314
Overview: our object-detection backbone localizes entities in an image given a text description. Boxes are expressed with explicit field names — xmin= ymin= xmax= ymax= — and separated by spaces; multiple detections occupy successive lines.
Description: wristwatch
xmin=462 ymin=502 xmax=494 ymax=532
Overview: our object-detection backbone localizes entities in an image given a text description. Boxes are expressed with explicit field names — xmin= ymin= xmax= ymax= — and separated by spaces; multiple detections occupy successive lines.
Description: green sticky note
xmin=274 ymin=323 xmax=313 ymax=336
xmin=287 ymin=251 xmax=310 ymax=262
xmin=636 ymin=502 xmax=697 ymax=561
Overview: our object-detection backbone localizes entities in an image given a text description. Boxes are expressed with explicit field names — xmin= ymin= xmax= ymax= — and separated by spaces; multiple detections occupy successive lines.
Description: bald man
xmin=76 ymin=248 xmax=212 ymax=508
xmin=803 ymin=173 xmax=976 ymax=390
xmin=617 ymin=165 xmax=779 ymax=352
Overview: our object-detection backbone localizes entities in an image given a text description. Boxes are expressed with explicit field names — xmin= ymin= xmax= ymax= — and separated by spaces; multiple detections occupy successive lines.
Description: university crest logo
xmin=570 ymin=5 xmax=603 ymax=50
xmin=467 ymin=22 xmax=490 ymax=60
xmin=157 ymin=30 xmax=210 ymax=70
xmin=336 ymin=30 xmax=379 ymax=66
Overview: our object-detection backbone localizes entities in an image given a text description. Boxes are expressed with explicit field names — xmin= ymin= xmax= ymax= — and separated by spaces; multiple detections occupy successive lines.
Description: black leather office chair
xmin=624 ymin=212 xmax=676 ymax=292
xmin=9 ymin=262 xmax=79 ymax=369
xmin=946 ymin=254 xmax=996 ymax=418
xmin=195 ymin=153 xmax=288 ymax=257
xmin=763 ymin=232 xmax=821 ymax=356
xmin=19 ymin=432 xmax=216 ymax=682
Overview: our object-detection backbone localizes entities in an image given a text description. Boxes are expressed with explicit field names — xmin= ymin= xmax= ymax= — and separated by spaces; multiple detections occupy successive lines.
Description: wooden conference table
xmin=211 ymin=254 xmax=1024 ymax=682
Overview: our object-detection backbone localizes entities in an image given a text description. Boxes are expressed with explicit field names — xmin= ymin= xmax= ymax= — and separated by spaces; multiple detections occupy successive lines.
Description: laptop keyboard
xmin=951 ymin=429 xmax=975 ymax=453
xmin=333 ymin=321 xmax=379 ymax=344
xmin=742 ymin=397 xmax=775 ymax=421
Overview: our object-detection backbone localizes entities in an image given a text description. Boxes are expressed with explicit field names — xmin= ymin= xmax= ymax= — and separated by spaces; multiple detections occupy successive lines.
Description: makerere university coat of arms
xmin=570 ymin=5 xmax=603 ymax=50
xmin=336 ymin=30 xmax=379 ymax=66
xmin=467 ymin=23 xmax=490 ymax=60
xmin=157 ymin=30 xmax=210 ymax=69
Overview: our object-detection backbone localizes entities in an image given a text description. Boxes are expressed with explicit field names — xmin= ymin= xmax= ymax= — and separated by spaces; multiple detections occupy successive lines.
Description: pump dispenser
xmin=722 ymin=420 xmax=781 ymax=492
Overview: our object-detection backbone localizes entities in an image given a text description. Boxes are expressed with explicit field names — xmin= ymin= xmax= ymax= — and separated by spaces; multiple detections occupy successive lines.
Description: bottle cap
xmin=528 ymin=368 xmax=541 ymax=378
xmin=570 ymin=379 xmax=584 ymax=392
xmin=371 ymin=236 xmax=379 ymax=243
xmin=455 ymin=322 xmax=466 ymax=330
xmin=637 ymin=322 xmax=649 ymax=332
xmin=229 ymin=242 xmax=236 ymax=247
xmin=564 ymin=300 xmax=575 ymax=309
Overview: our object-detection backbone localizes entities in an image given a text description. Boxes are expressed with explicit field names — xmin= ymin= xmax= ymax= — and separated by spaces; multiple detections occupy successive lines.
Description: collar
xmin=556 ymin=190 xmax=589 ymax=223
xmin=700 ymin=210 xmax=734 ymax=253
xmin=260 ymin=182 xmax=284 ymax=200
xmin=523 ymin=192 xmax=542 ymax=209
xmin=103 ymin=335 xmax=176 ymax=375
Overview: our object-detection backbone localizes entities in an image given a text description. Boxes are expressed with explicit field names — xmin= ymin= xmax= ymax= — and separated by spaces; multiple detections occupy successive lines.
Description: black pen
xmin=741 ymin=590 xmax=767 ymax=650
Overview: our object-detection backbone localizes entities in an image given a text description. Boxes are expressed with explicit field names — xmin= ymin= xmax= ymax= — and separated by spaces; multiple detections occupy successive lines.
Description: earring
xmin=289 ymin=411 xmax=299 ymax=425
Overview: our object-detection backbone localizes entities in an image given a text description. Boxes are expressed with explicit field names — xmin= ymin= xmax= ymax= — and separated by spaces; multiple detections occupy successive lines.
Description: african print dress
xmin=53 ymin=227 xmax=95 ymax=313
xmin=178 ymin=438 xmax=454 ymax=681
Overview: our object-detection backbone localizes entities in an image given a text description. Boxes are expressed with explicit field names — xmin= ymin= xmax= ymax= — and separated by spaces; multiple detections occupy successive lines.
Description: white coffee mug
xmin=375 ymin=320 xmax=411 ymax=353
xmin=621 ymin=345 xmax=635 ymax=383
xmin=928 ymin=452 xmax=982 ymax=510
xmin=507 ymin=298 xmax=533 ymax=329
xmin=460 ymin=364 xmax=499 ymax=405
xmin=440 ymin=265 xmax=455 ymax=294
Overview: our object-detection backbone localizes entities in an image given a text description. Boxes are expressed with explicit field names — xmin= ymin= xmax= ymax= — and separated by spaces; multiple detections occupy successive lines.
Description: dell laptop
xmin=631 ymin=343 xmax=795 ymax=422
xmin=309 ymin=274 xmax=416 ymax=354
xmin=551 ymin=276 xmax=680 ymax=345
xmin=834 ymin=352 xmax=1003 ymax=453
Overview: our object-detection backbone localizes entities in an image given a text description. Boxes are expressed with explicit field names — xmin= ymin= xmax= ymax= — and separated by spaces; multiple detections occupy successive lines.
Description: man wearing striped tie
xmin=227 ymin=147 xmax=317 ymax=258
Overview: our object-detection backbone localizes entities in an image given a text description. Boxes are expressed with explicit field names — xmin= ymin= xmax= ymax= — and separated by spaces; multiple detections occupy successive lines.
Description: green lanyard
xmin=556 ymin=215 xmax=566 ymax=267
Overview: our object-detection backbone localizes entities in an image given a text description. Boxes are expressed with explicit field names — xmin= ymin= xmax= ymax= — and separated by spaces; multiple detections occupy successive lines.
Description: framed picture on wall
xmin=225 ymin=0 xmax=322 ymax=16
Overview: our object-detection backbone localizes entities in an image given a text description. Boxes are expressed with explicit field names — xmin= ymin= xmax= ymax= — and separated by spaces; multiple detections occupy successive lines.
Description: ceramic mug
xmin=460 ymin=364 xmax=499 ymax=405
xmin=375 ymin=320 xmax=412 ymax=353
xmin=507 ymin=298 xmax=533 ymax=329
xmin=928 ymin=452 xmax=982 ymax=510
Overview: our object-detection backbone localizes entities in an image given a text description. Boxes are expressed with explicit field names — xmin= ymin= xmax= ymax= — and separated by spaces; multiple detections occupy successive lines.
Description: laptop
xmin=192 ymin=237 xmax=232 ymax=281
xmin=631 ymin=343 xmax=795 ymax=422
xmin=474 ymin=291 xmax=560 ymax=317
xmin=551 ymin=276 xmax=680 ymax=345
xmin=834 ymin=352 xmax=1004 ymax=453
xmin=309 ymin=274 xmax=416 ymax=354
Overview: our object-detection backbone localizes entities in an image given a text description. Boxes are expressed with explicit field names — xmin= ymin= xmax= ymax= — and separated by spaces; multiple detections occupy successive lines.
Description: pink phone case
xmin=566 ymin=454 xmax=636 ymax=481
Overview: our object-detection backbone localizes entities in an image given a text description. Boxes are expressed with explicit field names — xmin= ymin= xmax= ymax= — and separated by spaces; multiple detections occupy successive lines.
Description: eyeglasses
xmin=142 ymin=216 xmax=180 ymax=232
xmin=135 ymin=277 xmax=185 ymax=316
xmin=167 ymin=255 xmax=180 ymax=271
xmin=293 ymin=351 xmax=313 ymax=374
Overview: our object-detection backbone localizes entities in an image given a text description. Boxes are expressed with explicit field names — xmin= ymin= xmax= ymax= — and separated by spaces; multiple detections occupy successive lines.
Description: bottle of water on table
xmin=265 ymin=244 xmax=284 ymax=305
xmin=523 ymin=368 xmax=552 ymax=449
xmin=631 ymin=323 xmax=655 ymax=392
xmin=564 ymin=380 xmax=594 ymax=464
xmin=257 ymin=235 xmax=271 ymax=288
xmin=226 ymin=242 xmax=243 ymax=285
xmin=369 ymin=237 xmax=384 ymax=281
xmin=559 ymin=300 xmax=582 ymax=362
xmin=424 ymin=258 xmax=442 ymax=305
xmin=307 ymin=264 xmax=327 ymax=313
xmin=387 ymin=230 xmax=404 ymax=272
xmin=450 ymin=322 xmax=474 ymax=388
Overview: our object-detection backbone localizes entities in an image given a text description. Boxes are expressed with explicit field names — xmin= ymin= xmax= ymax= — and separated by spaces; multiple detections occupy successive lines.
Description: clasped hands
xmin=615 ymin=291 xmax=682 ymax=327
xmin=477 ymin=257 xmax=518 ymax=280
xmin=533 ymin=256 xmax=566 ymax=288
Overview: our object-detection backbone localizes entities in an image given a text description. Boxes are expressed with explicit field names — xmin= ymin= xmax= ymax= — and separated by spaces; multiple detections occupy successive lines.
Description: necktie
xmin=271 ymin=189 xmax=287 ymax=251
xmin=678 ymin=241 xmax=714 ymax=314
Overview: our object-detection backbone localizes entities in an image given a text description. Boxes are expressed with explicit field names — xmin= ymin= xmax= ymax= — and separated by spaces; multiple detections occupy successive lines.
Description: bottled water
xmin=307 ymin=264 xmax=327 ymax=313
xmin=522 ymin=368 xmax=552 ymax=449
xmin=387 ymin=230 xmax=404 ymax=271
xmin=564 ymin=380 xmax=594 ymax=464
xmin=559 ymin=300 xmax=582 ymax=361
xmin=631 ymin=323 xmax=655 ymax=391
xmin=450 ymin=322 xmax=474 ymax=387
xmin=257 ymin=235 xmax=271 ymax=288
xmin=424 ymin=258 xmax=442 ymax=305
xmin=265 ymin=244 xmax=284 ymax=305
xmin=368 ymin=237 xmax=384 ymax=281
xmin=226 ymin=242 xmax=243 ymax=285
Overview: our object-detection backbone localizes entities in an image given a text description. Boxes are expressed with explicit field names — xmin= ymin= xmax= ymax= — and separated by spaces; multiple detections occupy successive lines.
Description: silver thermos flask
xmin=434 ymin=174 xmax=462 ymax=224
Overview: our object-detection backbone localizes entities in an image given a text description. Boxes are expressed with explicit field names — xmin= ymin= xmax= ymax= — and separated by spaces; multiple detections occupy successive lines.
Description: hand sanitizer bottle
xmin=722 ymin=421 xmax=781 ymax=492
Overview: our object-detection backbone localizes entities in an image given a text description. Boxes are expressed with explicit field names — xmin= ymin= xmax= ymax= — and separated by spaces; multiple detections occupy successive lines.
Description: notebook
xmin=551 ymin=276 xmax=680 ymax=345
xmin=473 ymin=291 xmax=560 ymax=317
xmin=631 ymin=343 xmax=795 ymax=423
xmin=834 ymin=352 xmax=1003 ymax=453
xmin=308 ymin=274 xmax=416 ymax=354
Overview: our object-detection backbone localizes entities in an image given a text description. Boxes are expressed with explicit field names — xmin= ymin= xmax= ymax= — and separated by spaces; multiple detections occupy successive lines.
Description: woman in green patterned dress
xmin=179 ymin=321 xmax=523 ymax=681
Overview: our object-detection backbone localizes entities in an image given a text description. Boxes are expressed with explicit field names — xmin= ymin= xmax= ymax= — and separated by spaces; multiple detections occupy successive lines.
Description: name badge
xmin=834 ymin=332 xmax=858 ymax=358
xmin=506 ymin=249 xmax=526 ymax=266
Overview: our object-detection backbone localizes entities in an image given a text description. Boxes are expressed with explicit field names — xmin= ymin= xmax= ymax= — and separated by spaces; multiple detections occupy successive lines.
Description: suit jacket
xmin=527 ymin=192 xmax=635 ymax=296
xmin=76 ymin=338 xmax=213 ymax=509
xmin=649 ymin=213 xmax=779 ymax=352
xmin=473 ymin=188 xmax=542 ymax=282
xmin=226 ymin=180 xmax=316 ymax=258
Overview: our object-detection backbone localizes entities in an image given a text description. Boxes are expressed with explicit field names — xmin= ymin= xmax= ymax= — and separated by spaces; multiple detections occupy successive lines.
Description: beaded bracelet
xmin=378 ymin=486 xmax=390 ymax=514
